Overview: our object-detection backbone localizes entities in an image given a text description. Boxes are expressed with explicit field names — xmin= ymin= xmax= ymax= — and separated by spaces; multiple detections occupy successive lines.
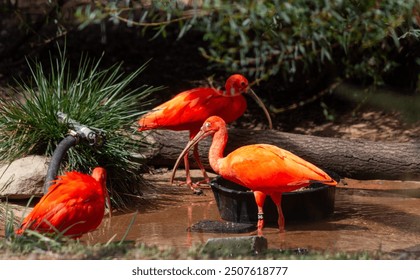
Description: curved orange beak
xmin=170 ymin=128 xmax=214 ymax=184
xmin=105 ymin=187 xmax=112 ymax=219
xmin=92 ymin=167 xmax=112 ymax=219
xmin=247 ymin=88 xmax=273 ymax=129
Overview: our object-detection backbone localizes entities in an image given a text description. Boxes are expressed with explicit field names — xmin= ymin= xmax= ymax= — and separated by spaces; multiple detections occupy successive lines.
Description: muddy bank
xmin=85 ymin=170 xmax=420 ymax=257
xmin=2 ymin=169 xmax=420 ymax=258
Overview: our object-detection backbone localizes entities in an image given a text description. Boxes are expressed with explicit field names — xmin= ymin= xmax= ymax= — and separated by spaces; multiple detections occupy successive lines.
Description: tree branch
xmin=144 ymin=129 xmax=420 ymax=181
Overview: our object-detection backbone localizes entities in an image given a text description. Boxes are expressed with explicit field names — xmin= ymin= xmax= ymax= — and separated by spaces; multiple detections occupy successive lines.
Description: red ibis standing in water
xmin=171 ymin=116 xmax=337 ymax=233
xmin=16 ymin=167 xmax=111 ymax=238
xmin=138 ymin=74 xmax=272 ymax=193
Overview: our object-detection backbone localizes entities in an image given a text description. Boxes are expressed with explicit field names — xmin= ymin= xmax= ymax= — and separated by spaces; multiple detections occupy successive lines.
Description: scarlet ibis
xmin=16 ymin=167 xmax=111 ymax=239
xmin=171 ymin=116 xmax=337 ymax=233
xmin=138 ymin=74 xmax=272 ymax=193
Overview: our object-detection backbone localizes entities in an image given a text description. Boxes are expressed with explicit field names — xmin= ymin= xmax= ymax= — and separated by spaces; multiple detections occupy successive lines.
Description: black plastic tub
xmin=210 ymin=176 xmax=336 ymax=224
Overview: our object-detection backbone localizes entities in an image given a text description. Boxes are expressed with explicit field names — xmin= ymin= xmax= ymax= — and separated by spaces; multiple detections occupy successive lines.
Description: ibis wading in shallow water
xmin=16 ymin=167 xmax=110 ymax=238
xmin=171 ymin=116 xmax=337 ymax=233
xmin=138 ymin=74 xmax=272 ymax=193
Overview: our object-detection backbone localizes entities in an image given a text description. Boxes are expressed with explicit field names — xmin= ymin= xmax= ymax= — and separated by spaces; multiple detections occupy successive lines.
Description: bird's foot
xmin=189 ymin=181 xmax=208 ymax=195
xmin=193 ymin=178 xmax=211 ymax=188
xmin=248 ymin=229 xmax=264 ymax=236
xmin=173 ymin=180 xmax=205 ymax=195
xmin=192 ymin=188 xmax=204 ymax=195
xmin=249 ymin=224 xmax=264 ymax=236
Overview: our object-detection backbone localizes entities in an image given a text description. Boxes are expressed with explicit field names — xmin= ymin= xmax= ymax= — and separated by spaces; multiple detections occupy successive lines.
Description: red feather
xmin=16 ymin=167 xmax=109 ymax=238
xmin=171 ymin=116 xmax=337 ymax=233
xmin=138 ymin=74 xmax=271 ymax=192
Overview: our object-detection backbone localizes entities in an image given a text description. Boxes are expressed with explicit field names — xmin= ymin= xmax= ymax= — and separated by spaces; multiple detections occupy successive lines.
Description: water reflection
xmin=84 ymin=179 xmax=420 ymax=255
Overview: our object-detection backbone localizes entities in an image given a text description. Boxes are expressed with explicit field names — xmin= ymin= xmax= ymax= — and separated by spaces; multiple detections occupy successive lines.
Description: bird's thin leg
xmin=178 ymin=150 xmax=203 ymax=195
xmin=183 ymin=152 xmax=192 ymax=186
xmin=193 ymin=144 xmax=210 ymax=185
xmin=271 ymin=193 xmax=285 ymax=233
xmin=253 ymin=191 xmax=266 ymax=235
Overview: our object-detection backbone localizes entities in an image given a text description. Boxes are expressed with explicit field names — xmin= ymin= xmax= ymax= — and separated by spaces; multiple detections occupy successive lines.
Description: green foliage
xmin=74 ymin=0 xmax=420 ymax=88
xmin=1 ymin=200 xmax=64 ymax=254
xmin=0 ymin=48 xmax=162 ymax=206
xmin=197 ymin=0 xmax=419 ymax=86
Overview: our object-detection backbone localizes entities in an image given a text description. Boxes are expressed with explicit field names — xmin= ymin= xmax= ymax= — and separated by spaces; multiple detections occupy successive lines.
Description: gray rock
xmin=201 ymin=236 xmax=268 ymax=257
xmin=189 ymin=220 xmax=256 ymax=233
xmin=0 ymin=155 xmax=49 ymax=199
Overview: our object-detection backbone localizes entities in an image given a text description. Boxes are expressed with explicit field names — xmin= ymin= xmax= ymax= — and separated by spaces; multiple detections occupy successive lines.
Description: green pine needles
xmin=0 ymin=48 xmax=162 ymax=207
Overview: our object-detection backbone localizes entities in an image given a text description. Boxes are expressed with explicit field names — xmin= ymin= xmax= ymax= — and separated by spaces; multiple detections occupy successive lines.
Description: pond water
xmin=82 ymin=171 xmax=420 ymax=257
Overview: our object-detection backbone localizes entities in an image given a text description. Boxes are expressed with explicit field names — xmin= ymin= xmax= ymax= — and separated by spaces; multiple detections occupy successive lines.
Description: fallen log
xmin=143 ymin=129 xmax=420 ymax=180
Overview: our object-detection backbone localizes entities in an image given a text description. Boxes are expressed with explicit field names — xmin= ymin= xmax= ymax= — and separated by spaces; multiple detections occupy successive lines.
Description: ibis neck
xmin=208 ymin=127 xmax=228 ymax=174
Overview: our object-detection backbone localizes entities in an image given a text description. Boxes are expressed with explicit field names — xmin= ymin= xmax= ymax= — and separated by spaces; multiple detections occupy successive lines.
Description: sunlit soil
xmin=81 ymin=170 xmax=420 ymax=257
xmin=2 ymin=170 xmax=419 ymax=257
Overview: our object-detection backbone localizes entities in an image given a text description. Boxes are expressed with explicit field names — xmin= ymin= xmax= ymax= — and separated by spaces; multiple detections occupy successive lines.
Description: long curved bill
xmin=106 ymin=192 xmax=112 ymax=219
xmin=105 ymin=191 xmax=112 ymax=219
xmin=170 ymin=129 xmax=213 ymax=184
xmin=247 ymin=88 xmax=273 ymax=129
xmin=93 ymin=167 xmax=112 ymax=219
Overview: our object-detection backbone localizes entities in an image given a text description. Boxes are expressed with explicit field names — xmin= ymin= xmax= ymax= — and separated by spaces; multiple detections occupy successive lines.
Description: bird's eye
xmin=240 ymin=81 xmax=246 ymax=87
xmin=205 ymin=122 xmax=211 ymax=128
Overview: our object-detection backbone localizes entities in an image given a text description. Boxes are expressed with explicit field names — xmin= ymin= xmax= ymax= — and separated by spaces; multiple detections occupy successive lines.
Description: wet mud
xmin=82 ymin=170 xmax=420 ymax=257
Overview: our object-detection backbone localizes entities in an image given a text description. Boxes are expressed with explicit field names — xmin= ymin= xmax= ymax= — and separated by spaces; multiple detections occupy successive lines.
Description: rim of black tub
xmin=209 ymin=173 xmax=339 ymax=224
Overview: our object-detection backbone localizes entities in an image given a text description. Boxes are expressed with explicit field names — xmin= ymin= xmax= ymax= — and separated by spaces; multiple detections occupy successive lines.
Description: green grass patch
xmin=0 ymin=237 xmax=392 ymax=260
xmin=0 ymin=47 xmax=163 ymax=206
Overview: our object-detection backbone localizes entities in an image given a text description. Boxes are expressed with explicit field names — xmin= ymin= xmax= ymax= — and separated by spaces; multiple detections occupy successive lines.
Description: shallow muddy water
xmin=82 ymin=171 xmax=420 ymax=256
